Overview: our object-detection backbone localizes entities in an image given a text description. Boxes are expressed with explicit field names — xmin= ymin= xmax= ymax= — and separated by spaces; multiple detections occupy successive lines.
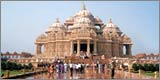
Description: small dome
xmin=106 ymin=18 xmax=117 ymax=27
xmin=50 ymin=18 xmax=64 ymax=27
xmin=66 ymin=16 xmax=74 ymax=21
xmin=123 ymin=34 xmax=130 ymax=39
xmin=103 ymin=18 xmax=122 ymax=34
xmin=46 ymin=18 xmax=65 ymax=33
xmin=37 ymin=34 xmax=46 ymax=40
xmin=122 ymin=34 xmax=132 ymax=43
xmin=95 ymin=16 xmax=102 ymax=22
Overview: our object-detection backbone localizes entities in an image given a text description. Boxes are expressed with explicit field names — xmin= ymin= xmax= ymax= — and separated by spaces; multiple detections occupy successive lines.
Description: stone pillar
xmin=94 ymin=40 xmax=97 ymax=54
xmin=36 ymin=44 xmax=41 ymax=55
xmin=44 ymin=44 xmax=47 ymax=56
xmin=77 ymin=40 xmax=80 ymax=56
xmin=87 ymin=39 xmax=90 ymax=56
xmin=70 ymin=40 xmax=73 ymax=56
xmin=55 ymin=41 xmax=59 ymax=58
xmin=128 ymin=45 xmax=132 ymax=56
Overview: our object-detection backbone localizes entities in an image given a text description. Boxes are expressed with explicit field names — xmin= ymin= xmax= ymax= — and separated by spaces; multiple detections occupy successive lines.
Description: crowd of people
xmin=47 ymin=60 xmax=86 ymax=78
xmin=46 ymin=59 xmax=117 ymax=79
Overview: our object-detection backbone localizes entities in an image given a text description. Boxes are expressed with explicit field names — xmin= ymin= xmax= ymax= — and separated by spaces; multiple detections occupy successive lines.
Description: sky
xmin=1 ymin=1 xmax=159 ymax=55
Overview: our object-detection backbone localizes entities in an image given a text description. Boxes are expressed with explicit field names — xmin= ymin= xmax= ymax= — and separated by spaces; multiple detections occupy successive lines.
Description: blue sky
xmin=1 ymin=1 xmax=159 ymax=55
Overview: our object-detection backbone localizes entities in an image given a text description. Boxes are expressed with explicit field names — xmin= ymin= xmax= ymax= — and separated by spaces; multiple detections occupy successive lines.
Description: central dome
xmin=65 ymin=2 xmax=104 ymax=29
xmin=78 ymin=17 xmax=92 ymax=23
xmin=75 ymin=3 xmax=93 ymax=17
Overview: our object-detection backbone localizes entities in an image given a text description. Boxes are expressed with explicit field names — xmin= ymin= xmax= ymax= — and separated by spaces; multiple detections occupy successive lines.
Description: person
xmin=76 ymin=64 xmax=79 ymax=73
xmin=47 ymin=64 xmax=51 ymax=78
xmin=64 ymin=63 xmax=67 ymax=73
xmin=50 ymin=65 xmax=53 ymax=75
xmin=111 ymin=61 xmax=116 ymax=79
xmin=48 ymin=64 xmax=50 ymax=73
xmin=1 ymin=73 xmax=4 ymax=77
xmin=69 ymin=63 xmax=73 ymax=76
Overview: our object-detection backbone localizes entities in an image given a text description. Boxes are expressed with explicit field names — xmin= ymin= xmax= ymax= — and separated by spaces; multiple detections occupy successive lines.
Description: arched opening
xmin=68 ymin=25 xmax=73 ymax=29
xmin=90 ymin=44 xmax=94 ymax=54
xmin=123 ymin=45 xmax=130 ymax=56
xmin=73 ymin=44 xmax=77 ymax=54
xmin=80 ymin=44 xmax=87 ymax=52
xmin=95 ymin=25 xmax=100 ymax=30
xmin=123 ymin=46 xmax=126 ymax=55
xmin=41 ymin=45 xmax=44 ymax=54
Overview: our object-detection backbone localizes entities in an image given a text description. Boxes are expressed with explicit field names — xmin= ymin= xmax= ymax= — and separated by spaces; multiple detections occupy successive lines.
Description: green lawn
xmin=143 ymin=72 xmax=155 ymax=77
xmin=142 ymin=71 xmax=159 ymax=77
xmin=1 ymin=70 xmax=23 ymax=76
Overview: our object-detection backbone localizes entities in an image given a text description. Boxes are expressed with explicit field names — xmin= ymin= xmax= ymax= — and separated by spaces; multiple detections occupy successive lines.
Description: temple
xmin=35 ymin=3 xmax=132 ymax=59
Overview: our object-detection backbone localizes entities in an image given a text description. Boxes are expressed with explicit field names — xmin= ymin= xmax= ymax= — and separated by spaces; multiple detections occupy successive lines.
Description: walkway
xmin=17 ymin=68 xmax=154 ymax=79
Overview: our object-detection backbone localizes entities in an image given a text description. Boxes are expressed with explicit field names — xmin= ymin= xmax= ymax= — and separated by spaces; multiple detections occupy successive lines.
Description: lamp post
xmin=154 ymin=71 xmax=158 ymax=80
xmin=139 ymin=69 xmax=142 ymax=79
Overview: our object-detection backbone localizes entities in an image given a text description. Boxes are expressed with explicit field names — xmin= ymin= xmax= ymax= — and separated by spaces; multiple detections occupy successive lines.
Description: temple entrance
xmin=73 ymin=43 xmax=94 ymax=54
xmin=80 ymin=44 xmax=87 ymax=51
xmin=123 ymin=44 xmax=131 ymax=55
xmin=90 ymin=44 xmax=94 ymax=54
xmin=73 ymin=44 xmax=77 ymax=53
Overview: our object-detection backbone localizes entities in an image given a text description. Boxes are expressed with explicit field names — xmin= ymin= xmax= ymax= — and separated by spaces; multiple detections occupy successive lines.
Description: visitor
xmin=69 ymin=63 xmax=73 ymax=76
xmin=111 ymin=61 xmax=116 ymax=79
xmin=48 ymin=64 xmax=50 ymax=73
xmin=47 ymin=64 xmax=51 ymax=78
xmin=76 ymin=64 xmax=79 ymax=73
xmin=50 ymin=65 xmax=53 ymax=76
xmin=56 ymin=64 xmax=59 ymax=73
xmin=78 ymin=63 xmax=81 ymax=73
xmin=64 ymin=62 xmax=68 ymax=73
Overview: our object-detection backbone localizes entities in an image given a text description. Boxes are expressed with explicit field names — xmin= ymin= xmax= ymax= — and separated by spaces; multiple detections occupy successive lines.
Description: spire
xmin=109 ymin=18 xmax=112 ymax=23
xmin=82 ymin=2 xmax=86 ymax=10
xmin=56 ymin=17 xmax=60 ymax=23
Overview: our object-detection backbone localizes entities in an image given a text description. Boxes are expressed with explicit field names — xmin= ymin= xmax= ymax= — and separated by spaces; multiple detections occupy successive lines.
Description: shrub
xmin=28 ymin=63 xmax=33 ymax=69
xmin=138 ymin=64 xmax=144 ymax=70
xmin=132 ymin=63 xmax=139 ymax=71
xmin=1 ymin=61 xmax=6 ymax=70
xmin=155 ymin=64 xmax=159 ymax=71
xmin=149 ymin=63 xmax=155 ymax=72
xmin=144 ymin=63 xmax=149 ymax=71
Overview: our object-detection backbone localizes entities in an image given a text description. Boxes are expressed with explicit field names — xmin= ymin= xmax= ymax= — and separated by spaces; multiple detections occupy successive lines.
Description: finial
xmin=109 ymin=18 xmax=112 ymax=23
xmin=56 ymin=17 xmax=60 ymax=23
xmin=82 ymin=2 xmax=86 ymax=10
xmin=82 ymin=11 xmax=85 ymax=16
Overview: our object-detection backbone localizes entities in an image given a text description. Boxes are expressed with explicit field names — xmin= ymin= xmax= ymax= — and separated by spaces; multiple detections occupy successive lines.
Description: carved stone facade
xmin=35 ymin=3 xmax=132 ymax=58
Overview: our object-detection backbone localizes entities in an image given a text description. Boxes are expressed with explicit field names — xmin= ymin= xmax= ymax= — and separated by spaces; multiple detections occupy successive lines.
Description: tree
xmin=7 ymin=61 xmax=13 ymax=70
xmin=1 ymin=61 xmax=6 ymax=70
xmin=28 ymin=63 xmax=33 ymax=69
xmin=138 ymin=64 xmax=144 ymax=70
xmin=17 ymin=64 xmax=23 ymax=70
xmin=132 ymin=63 xmax=139 ymax=71
xmin=23 ymin=64 xmax=28 ymax=69
xmin=149 ymin=63 xmax=155 ymax=72
xmin=144 ymin=63 xmax=149 ymax=71
xmin=12 ymin=62 xmax=17 ymax=70
xmin=155 ymin=64 xmax=159 ymax=71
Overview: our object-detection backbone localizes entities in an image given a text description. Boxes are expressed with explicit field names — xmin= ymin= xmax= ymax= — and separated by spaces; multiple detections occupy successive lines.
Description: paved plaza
xmin=19 ymin=68 xmax=154 ymax=79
